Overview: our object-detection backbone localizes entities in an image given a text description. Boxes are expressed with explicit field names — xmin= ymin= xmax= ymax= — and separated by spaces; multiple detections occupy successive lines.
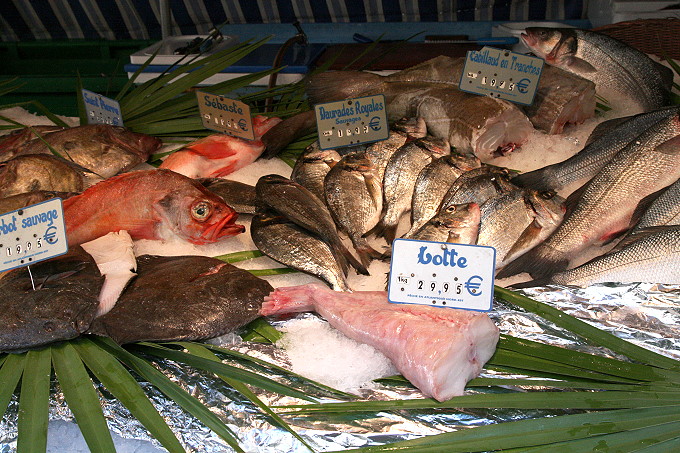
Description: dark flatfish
xmin=199 ymin=178 xmax=257 ymax=214
xmin=0 ymin=247 xmax=104 ymax=352
xmin=0 ymin=125 xmax=66 ymax=159
xmin=0 ymin=190 xmax=76 ymax=215
xmin=88 ymin=255 xmax=270 ymax=344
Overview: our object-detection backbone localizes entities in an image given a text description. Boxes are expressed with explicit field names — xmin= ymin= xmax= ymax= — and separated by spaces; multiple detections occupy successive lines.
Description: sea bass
xmin=498 ymin=129 xmax=680 ymax=280
xmin=6 ymin=124 xmax=161 ymax=178
xmin=521 ymin=27 xmax=674 ymax=111
xmin=261 ymin=284 xmax=500 ymax=401
xmin=160 ymin=115 xmax=282 ymax=178
xmin=62 ymin=169 xmax=244 ymax=246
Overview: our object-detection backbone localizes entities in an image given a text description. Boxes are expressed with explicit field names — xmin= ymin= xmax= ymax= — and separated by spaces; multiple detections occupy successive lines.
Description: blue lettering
xmin=0 ymin=216 xmax=17 ymax=235
xmin=416 ymin=245 xmax=468 ymax=268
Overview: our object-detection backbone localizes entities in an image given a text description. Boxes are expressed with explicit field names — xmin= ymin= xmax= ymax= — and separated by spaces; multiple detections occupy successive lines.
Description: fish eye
xmin=445 ymin=205 xmax=457 ymax=213
xmin=191 ymin=201 xmax=212 ymax=221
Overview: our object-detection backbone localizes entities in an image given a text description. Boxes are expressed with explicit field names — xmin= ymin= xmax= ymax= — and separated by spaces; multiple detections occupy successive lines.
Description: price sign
xmin=0 ymin=198 xmax=68 ymax=273
xmin=387 ymin=239 xmax=495 ymax=312
xmin=81 ymin=89 xmax=124 ymax=126
xmin=315 ymin=95 xmax=389 ymax=150
xmin=197 ymin=91 xmax=254 ymax=140
xmin=459 ymin=46 xmax=544 ymax=106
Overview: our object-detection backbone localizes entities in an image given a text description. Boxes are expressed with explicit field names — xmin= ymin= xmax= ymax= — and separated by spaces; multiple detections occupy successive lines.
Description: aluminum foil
xmin=2 ymin=282 xmax=680 ymax=452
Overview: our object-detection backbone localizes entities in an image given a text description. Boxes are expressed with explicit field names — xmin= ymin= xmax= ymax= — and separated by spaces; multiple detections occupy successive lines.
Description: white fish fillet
xmin=81 ymin=230 xmax=137 ymax=317
xmin=261 ymin=284 xmax=500 ymax=401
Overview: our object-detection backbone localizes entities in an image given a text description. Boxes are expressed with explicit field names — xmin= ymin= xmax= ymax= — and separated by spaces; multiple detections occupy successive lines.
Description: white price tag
xmin=315 ymin=95 xmax=389 ymax=150
xmin=82 ymin=89 xmax=124 ymax=126
xmin=459 ymin=46 xmax=544 ymax=106
xmin=0 ymin=198 xmax=68 ymax=273
xmin=387 ymin=239 xmax=495 ymax=312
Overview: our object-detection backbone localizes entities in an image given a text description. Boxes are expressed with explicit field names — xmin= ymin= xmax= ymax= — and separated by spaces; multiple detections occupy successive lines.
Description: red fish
xmin=160 ymin=115 xmax=282 ymax=178
xmin=63 ymin=169 xmax=244 ymax=246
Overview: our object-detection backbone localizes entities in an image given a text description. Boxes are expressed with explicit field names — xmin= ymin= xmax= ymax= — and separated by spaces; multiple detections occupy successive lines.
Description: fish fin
xmin=352 ymin=237 xmax=384 ymax=269
xmin=610 ymin=226 xmax=673 ymax=254
xmin=261 ymin=110 xmax=317 ymax=158
xmin=509 ymin=277 xmax=552 ymax=289
xmin=364 ymin=219 xmax=397 ymax=244
xmin=335 ymin=242 xmax=370 ymax=275
xmin=564 ymin=56 xmax=597 ymax=73
xmin=261 ymin=285 xmax=317 ymax=316
xmin=496 ymin=244 xmax=569 ymax=279
xmin=564 ymin=183 xmax=589 ymax=216
xmin=511 ymin=167 xmax=558 ymax=192
xmin=502 ymin=220 xmax=543 ymax=264
xmin=306 ymin=70 xmax=383 ymax=104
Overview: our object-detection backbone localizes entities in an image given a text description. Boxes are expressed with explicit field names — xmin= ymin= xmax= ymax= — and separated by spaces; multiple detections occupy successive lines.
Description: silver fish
xmin=438 ymin=167 xmax=516 ymax=216
xmin=365 ymin=117 xmax=428 ymax=182
xmin=631 ymin=179 xmax=680 ymax=233
xmin=255 ymin=174 xmax=367 ymax=276
xmin=498 ymin=126 xmax=680 ymax=279
xmin=521 ymin=27 xmax=674 ymax=111
xmin=411 ymin=202 xmax=480 ymax=244
xmin=324 ymin=153 xmax=383 ymax=268
xmin=404 ymin=153 xmax=481 ymax=239
xmin=251 ymin=213 xmax=351 ymax=292
xmin=290 ymin=143 xmax=342 ymax=203
xmin=376 ymin=136 xmax=450 ymax=243
xmin=512 ymin=106 xmax=680 ymax=193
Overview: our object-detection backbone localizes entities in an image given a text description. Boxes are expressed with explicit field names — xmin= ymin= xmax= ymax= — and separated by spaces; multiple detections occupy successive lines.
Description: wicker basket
xmin=593 ymin=18 xmax=680 ymax=60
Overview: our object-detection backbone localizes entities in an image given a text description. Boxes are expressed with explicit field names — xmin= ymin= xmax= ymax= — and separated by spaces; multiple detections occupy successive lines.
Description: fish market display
xmin=518 ymin=226 xmax=680 ymax=288
xmin=80 ymin=231 xmax=137 ymax=317
xmin=521 ymin=27 xmax=674 ymax=111
xmin=0 ymin=190 xmax=75 ymax=214
xmin=2 ymin=124 xmax=161 ymax=178
xmin=499 ymin=132 xmax=680 ymax=280
xmin=159 ymin=115 xmax=282 ymax=178
xmin=262 ymin=284 xmax=500 ymax=401
xmin=410 ymin=202 xmax=481 ymax=244
xmin=0 ymin=247 xmax=103 ymax=352
xmin=62 ymin=168 xmax=244 ymax=246
xmin=404 ymin=153 xmax=481 ymax=239
xmin=199 ymin=178 xmax=258 ymax=215
xmin=251 ymin=213 xmax=352 ymax=291
xmin=376 ymin=136 xmax=450 ymax=242
xmin=324 ymin=153 xmax=384 ymax=267
xmin=290 ymin=144 xmax=342 ymax=202
xmin=0 ymin=154 xmax=97 ymax=198
xmin=513 ymin=106 xmax=680 ymax=193
xmin=88 ymin=255 xmax=271 ymax=343
xmin=255 ymin=174 xmax=366 ymax=275
xmin=630 ymin=178 xmax=680 ymax=233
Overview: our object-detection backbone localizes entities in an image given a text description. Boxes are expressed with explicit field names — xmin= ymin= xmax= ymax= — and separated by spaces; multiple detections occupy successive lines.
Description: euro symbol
xmin=44 ymin=226 xmax=58 ymax=245
xmin=368 ymin=116 xmax=382 ymax=131
xmin=516 ymin=78 xmax=531 ymax=93
xmin=465 ymin=275 xmax=483 ymax=296
xmin=238 ymin=118 xmax=248 ymax=131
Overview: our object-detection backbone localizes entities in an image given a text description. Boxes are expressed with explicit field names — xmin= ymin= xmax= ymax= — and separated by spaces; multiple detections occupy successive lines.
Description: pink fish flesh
xmin=261 ymin=284 xmax=500 ymax=401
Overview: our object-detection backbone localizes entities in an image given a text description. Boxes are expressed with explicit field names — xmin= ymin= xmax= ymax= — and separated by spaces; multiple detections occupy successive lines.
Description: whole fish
xmin=324 ymin=153 xmax=383 ymax=267
xmin=498 ymin=131 xmax=680 ymax=279
xmin=0 ymin=125 xmax=66 ymax=158
xmin=251 ymin=213 xmax=352 ymax=291
xmin=438 ymin=167 xmax=516 ymax=216
xmin=160 ymin=115 xmax=282 ymax=178
xmin=0 ymin=190 xmax=75 ymax=215
xmin=62 ymin=169 xmax=244 ymax=246
xmin=411 ymin=202 xmax=481 ymax=244
xmin=0 ymin=247 xmax=103 ymax=352
xmin=88 ymin=255 xmax=271 ymax=343
xmin=521 ymin=27 xmax=674 ymax=111
xmin=290 ymin=143 xmax=342 ymax=202
xmin=261 ymin=284 xmax=500 ymax=401
xmin=376 ymin=136 xmax=450 ymax=243
xmin=630 ymin=179 xmax=680 ymax=233
xmin=404 ymin=153 xmax=481 ymax=239
xmin=199 ymin=178 xmax=257 ymax=214
xmin=8 ymin=124 xmax=161 ymax=178
xmin=516 ymin=226 xmax=680 ymax=288
xmin=0 ymin=154 xmax=98 ymax=198
xmin=512 ymin=106 xmax=680 ymax=193
xmin=255 ymin=174 xmax=367 ymax=275
xmin=365 ymin=117 xmax=428 ymax=181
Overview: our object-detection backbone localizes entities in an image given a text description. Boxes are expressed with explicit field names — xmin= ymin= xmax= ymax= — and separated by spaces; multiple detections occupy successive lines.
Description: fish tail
xmin=336 ymin=241 xmax=370 ymax=275
xmin=511 ymin=168 xmax=558 ymax=192
xmin=366 ymin=219 xmax=399 ymax=244
xmin=352 ymin=236 xmax=384 ymax=269
xmin=306 ymin=70 xmax=383 ymax=105
xmin=496 ymin=244 xmax=569 ymax=280
xmin=261 ymin=285 xmax=318 ymax=316
xmin=261 ymin=110 xmax=317 ymax=158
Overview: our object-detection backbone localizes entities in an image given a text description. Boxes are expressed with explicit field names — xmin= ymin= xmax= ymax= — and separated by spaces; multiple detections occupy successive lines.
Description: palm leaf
xmin=51 ymin=342 xmax=116 ymax=453
xmin=0 ymin=353 xmax=25 ymax=420
xmin=17 ymin=348 xmax=51 ymax=453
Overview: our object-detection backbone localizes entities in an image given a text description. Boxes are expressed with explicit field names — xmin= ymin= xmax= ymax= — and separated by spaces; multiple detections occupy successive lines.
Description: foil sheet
xmin=1 ymin=282 xmax=680 ymax=452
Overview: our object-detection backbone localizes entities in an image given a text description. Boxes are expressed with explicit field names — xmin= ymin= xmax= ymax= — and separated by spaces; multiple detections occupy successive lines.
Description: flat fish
xmin=0 ymin=190 xmax=76 ymax=215
xmin=0 ymin=125 xmax=66 ymax=159
xmin=0 ymin=247 xmax=104 ymax=352
xmin=261 ymin=284 xmax=500 ymax=401
xmin=87 ymin=255 xmax=271 ymax=343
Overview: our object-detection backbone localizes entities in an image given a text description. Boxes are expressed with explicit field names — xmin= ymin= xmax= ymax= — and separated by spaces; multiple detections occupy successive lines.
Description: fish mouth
xmin=194 ymin=213 xmax=245 ymax=244
xmin=520 ymin=32 xmax=536 ymax=47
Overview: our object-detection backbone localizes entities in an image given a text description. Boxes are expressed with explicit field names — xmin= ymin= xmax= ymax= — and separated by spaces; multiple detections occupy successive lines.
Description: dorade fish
xmin=62 ymin=169 xmax=244 ymax=246
xmin=410 ymin=202 xmax=481 ymax=245
xmin=290 ymin=143 xmax=342 ymax=202
xmin=521 ymin=27 xmax=674 ymax=112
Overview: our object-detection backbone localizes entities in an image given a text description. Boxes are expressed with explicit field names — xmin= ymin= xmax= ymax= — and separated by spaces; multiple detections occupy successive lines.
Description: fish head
xmin=416 ymin=136 xmax=451 ymax=156
xmin=521 ymin=27 xmax=576 ymax=66
xmin=438 ymin=202 xmax=481 ymax=244
xmin=445 ymin=152 xmax=482 ymax=172
xmin=526 ymin=190 xmax=566 ymax=227
xmin=252 ymin=115 xmax=283 ymax=139
xmin=155 ymin=180 xmax=245 ymax=244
